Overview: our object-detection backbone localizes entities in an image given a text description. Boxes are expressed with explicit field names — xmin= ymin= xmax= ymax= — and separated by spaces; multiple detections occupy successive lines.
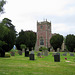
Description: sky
xmin=0 ymin=0 xmax=75 ymax=36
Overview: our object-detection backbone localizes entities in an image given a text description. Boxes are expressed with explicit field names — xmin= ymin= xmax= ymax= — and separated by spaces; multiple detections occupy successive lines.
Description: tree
xmin=50 ymin=34 xmax=63 ymax=52
xmin=0 ymin=22 xmax=9 ymax=40
xmin=65 ymin=34 xmax=75 ymax=52
xmin=16 ymin=30 xmax=36 ymax=51
xmin=1 ymin=18 xmax=16 ymax=52
xmin=0 ymin=0 xmax=6 ymax=14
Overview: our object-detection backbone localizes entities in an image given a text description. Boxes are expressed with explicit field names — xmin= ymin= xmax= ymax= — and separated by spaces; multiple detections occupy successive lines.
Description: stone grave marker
xmin=37 ymin=52 xmax=41 ymax=56
xmin=41 ymin=50 xmax=44 ymax=55
xmin=54 ymin=54 xmax=60 ymax=62
xmin=69 ymin=52 xmax=74 ymax=56
xmin=62 ymin=52 xmax=67 ymax=56
xmin=30 ymin=50 xmax=34 ymax=54
xmin=57 ymin=48 xmax=60 ymax=52
xmin=25 ymin=49 xmax=29 ymax=57
xmin=29 ymin=50 xmax=35 ymax=60
xmin=44 ymin=50 xmax=48 ymax=56
xmin=18 ymin=50 xmax=22 ymax=55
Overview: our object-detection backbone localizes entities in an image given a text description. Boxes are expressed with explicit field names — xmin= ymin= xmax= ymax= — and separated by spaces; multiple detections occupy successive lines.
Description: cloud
xmin=52 ymin=23 xmax=75 ymax=36
xmin=0 ymin=0 xmax=75 ymax=36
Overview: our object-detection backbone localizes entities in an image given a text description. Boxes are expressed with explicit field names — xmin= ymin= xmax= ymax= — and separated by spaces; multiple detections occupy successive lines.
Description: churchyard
xmin=0 ymin=51 xmax=75 ymax=75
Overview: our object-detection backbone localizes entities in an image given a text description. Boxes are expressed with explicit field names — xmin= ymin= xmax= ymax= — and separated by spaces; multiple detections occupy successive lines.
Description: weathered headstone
xmin=22 ymin=49 xmax=25 ymax=53
xmin=70 ymin=53 xmax=74 ymax=56
xmin=29 ymin=50 xmax=35 ymax=60
xmin=57 ymin=48 xmax=60 ymax=52
xmin=44 ymin=50 xmax=48 ymax=56
xmin=30 ymin=50 xmax=34 ymax=54
xmin=62 ymin=52 xmax=67 ymax=56
xmin=69 ymin=52 xmax=74 ymax=56
xmin=41 ymin=50 xmax=44 ymax=55
xmin=18 ymin=50 xmax=22 ymax=55
xmin=37 ymin=52 xmax=41 ymax=56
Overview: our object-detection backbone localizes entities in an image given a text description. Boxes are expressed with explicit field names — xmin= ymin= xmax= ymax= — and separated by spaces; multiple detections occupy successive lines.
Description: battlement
xmin=37 ymin=20 xmax=51 ymax=26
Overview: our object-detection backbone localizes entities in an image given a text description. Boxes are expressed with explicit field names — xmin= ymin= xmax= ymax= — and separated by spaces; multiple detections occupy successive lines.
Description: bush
xmin=10 ymin=49 xmax=18 ymax=52
xmin=39 ymin=47 xmax=48 ymax=51
xmin=10 ymin=49 xmax=18 ymax=56
xmin=5 ymin=52 xmax=10 ymax=57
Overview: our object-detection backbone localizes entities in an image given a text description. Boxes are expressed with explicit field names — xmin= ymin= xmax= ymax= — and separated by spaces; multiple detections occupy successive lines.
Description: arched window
xmin=40 ymin=37 xmax=44 ymax=45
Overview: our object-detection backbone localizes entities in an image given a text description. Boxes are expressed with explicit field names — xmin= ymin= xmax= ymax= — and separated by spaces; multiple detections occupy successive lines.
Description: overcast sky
xmin=0 ymin=0 xmax=75 ymax=36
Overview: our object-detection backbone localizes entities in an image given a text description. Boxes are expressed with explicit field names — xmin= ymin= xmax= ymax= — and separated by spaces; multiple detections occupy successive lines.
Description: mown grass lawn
xmin=0 ymin=52 xmax=75 ymax=75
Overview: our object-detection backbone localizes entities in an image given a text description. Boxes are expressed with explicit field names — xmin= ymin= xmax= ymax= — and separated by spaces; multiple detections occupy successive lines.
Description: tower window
xmin=40 ymin=37 xmax=44 ymax=45
xmin=40 ymin=25 xmax=43 ymax=29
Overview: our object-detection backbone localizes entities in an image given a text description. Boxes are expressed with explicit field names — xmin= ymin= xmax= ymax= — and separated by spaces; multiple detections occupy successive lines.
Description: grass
xmin=0 ymin=52 xmax=75 ymax=75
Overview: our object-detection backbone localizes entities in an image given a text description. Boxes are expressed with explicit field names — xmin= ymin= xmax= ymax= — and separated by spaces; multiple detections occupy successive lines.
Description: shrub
xmin=39 ymin=47 xmax=48 ymax=51
xmin=10 ymin=49 xmax=18 ymax=56
xmin=5 ymin=52 xmax=10 ymax=57
xmin=10 ymin=49 xmax=18 ymax=53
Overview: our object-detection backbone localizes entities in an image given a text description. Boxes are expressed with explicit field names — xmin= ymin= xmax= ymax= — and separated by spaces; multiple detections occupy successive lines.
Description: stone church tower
xmin=35 ymin=20 xmax=52 ymax=51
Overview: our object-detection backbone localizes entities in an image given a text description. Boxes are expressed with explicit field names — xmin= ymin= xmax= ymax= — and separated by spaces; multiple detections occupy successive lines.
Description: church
xmin=35 ymin=19 xmax=52 ymax=51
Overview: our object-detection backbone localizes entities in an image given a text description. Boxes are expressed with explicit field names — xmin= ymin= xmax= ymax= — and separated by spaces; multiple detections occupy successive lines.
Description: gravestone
xmin=69 ymin=52 xmax=74 ymax=56
xmin=25 ymin=50 xmax=29 ymax=57
xmin=22 ymin=49 xmax=25 ymax=53
xmin=41 ymin=50 xmax=44 ymax=55
xmin=29 ymin=50 xmax=35 ymax=60
xmin=70 ymin=53 xmax=74 ymax=56
xmin=18 ymin=50 xmax=22 ymax=55
xmin=30 ymin=50 xmax=34 ymax=54
xmin=54 ymin=54 xmax=60 ymax=62
xmin=62 ymin=53 xmax=66 ymax=56
xmin=57 ymin=48 xmax=60 ymax=52
xmin=62 ymin=52 xmax=67 ymax=56
xmin=44 ymin=50 xmax=48 ymax=56
xmin=37 ymin=52 xmax=41 ymax=56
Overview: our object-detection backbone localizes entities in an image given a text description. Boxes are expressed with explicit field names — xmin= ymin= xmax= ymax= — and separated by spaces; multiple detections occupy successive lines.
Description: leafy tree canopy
xmin=16 ymin=30 xmax=36 ymax=51
xmin=50 ymin=34 xmax=63 ymax=52
xmin=0 ymin=0 xmax=6 ymax=14
xmin=0 ymin=18 xmax=16 ymax=52
xmin=65 ymin=34 xmax=75 ymax=52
